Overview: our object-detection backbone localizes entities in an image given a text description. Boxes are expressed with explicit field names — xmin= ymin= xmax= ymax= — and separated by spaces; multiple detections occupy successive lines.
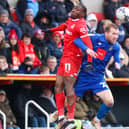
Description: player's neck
xmin=71 ymin=18 xmax=80 ymax=21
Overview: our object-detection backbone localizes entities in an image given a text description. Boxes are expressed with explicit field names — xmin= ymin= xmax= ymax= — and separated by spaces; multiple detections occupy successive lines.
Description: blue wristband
xmin=74 ymin=38 xmax=88 ymax=51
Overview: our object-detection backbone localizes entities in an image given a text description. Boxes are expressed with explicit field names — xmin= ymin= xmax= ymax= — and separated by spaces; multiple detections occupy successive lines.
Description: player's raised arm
xmin=51 ymin=23 xmax=67 ymax=32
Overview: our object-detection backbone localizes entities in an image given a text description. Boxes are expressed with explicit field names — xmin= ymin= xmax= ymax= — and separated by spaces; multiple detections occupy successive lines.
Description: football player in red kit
xmin=50 ymin=5 xmax=97 ymax=129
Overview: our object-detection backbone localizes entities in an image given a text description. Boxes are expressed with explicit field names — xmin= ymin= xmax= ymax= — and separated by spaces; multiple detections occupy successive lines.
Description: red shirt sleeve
xmin=51 ymin=23 xmax=67 ymax=32
xmin=50 ymin=18 xmax=70 ymax=32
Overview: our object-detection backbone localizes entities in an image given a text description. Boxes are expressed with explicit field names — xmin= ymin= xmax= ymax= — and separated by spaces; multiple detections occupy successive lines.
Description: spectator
xmin=36 ymin=0 xmax=55 ymax=24
xmin=18 ymin=33 xmax=41 ymax=67
xmin=110 ymin=52 xmax=129 ymax=77
xmin=87 ymin=13 xmax=98 ymax=34
xmin=0 ymin=0 xmax=10 ymax=15
xmin=96 ymin=19 xmax=112 ymax=33
xmin=16 ymin=0 xmax=39 ymax=21
xmin=103 ymin=0 xmax=122 ymax=21
xmin=46 ymin=56 xmax=58 ymax=74
xmin=32 ymin=29 xmax=49 ymax=64
xmin=36 ymin=12 xmax=54 ymax=30
xmin=20 ymin=9 xmax=39 ymax=37
xmin=34 ymin=86 xmax=57 ymax=127
xmin=14 ymin=82 xmax=35 ymax=129
xmin=48 ymin=31 xmax=63 ymax=65
xmin=74 ymin=97 xmax=90 ymax=120
xmin=114 ymin=16 xmax=126 ymax=44
xmin=0 ymin=27 xmax=10 ymax=60
xmin=0 ymin=9 xmax=22 ymax=40
xmin=53 ymin=0 xmax=68 ymax=25
xmin=0 ymin=56 xmax=11 ymax=74
xmin=26 ymin=0 xmax=39 ymax=18
xmin=39 ymin=64 xmax=50 ymax=74
xmin=8 ymin=29 xmax=21 ymax=72
xmin=122 ymin=35 xmax=129 ymax=56
xmin=0 ymin=90 xmax=20 ymax=129
xmin=18 ymin=57 xmax=39 ymax=74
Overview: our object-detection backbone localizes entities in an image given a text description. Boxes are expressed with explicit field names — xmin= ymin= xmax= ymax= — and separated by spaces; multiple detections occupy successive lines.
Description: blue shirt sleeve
xmin=74 ymin=38 xmax=88 ymax=51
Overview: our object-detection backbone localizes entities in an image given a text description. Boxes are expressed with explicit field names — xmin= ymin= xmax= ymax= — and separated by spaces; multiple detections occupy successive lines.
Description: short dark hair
xmin=80 ymin=4 xmax=87 ymax=14
xmin=22 ymin=33 xmax=32 ymax=39
xmin=104 ymin=23 xmax=118 ymax=32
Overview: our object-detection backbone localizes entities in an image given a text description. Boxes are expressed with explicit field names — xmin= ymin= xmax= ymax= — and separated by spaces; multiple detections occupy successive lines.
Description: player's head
xmin=104 ymin=23 xmax=119 ymax=44
xmin=70 ymin=4 xmax=87 ymax=19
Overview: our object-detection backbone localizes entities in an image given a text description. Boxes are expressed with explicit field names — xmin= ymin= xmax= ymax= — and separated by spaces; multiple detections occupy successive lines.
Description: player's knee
xmin=105 ymin=98 xmax=114 ymax=107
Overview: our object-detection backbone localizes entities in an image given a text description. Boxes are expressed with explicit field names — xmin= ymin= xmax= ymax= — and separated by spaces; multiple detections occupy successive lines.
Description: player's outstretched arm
xmin=74 ymin=38 xmax=97 ymax=58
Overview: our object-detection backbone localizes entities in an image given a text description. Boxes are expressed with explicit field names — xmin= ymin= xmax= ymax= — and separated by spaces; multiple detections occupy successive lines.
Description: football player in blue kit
xmin=73 ymin=23 xmax=121 ymax=129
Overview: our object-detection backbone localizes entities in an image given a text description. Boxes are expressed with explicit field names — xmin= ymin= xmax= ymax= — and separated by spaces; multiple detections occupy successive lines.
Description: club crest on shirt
xmin=109 ymin=47 xmax=113 ymax=51
xmin=71 ymin=24 xmax=75 ymax=29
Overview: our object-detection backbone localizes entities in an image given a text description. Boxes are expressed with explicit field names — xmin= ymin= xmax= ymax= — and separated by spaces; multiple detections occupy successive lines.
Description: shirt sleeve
xmin=51 ymin=18 xmax=69 ymax=32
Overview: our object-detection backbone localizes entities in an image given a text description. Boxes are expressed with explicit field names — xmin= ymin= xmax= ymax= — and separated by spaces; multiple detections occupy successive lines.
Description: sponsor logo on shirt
xmin=80 ymin=27 xmax=86 ymax=34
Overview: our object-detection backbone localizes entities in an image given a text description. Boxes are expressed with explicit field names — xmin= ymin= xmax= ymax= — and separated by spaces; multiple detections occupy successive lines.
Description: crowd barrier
xmin=0 ymin=74 xmax=128 ymax=86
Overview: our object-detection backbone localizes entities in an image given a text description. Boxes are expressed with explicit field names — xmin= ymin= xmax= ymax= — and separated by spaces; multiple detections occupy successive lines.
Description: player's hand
xmin=86 ymin=48 xmax=97 ymax=58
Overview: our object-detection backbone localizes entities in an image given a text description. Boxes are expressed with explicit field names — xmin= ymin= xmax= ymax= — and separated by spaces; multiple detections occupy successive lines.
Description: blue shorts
xmin=74 ymin=71 xmax=109 ymax=97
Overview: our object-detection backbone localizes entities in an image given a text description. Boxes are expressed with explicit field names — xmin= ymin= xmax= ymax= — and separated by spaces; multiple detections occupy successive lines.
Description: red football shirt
xmin=51 ymin=18 xmax=90 ymax=60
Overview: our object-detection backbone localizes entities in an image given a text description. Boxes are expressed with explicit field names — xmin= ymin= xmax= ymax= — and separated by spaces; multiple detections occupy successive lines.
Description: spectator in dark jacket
xmin=37 ymin=0 xmax=55 ymax=23
xmin=103 ymin=0 xmax=122 ymax=21
xmin=46 ymin=56 xmax=58 ymax=74
xmin=53 ymin=0 xmax=68 ymax=25
xmin=36 ymin=12 xmax=54 ymax=30
xmin=14 ymin=82 xmax=35 ymax=129
xmin=32 ymin=29 xmax=49 ymax=64
xmin=114 ymin=16 xmax=126 ymax=44
xmin=48 ymin=31 xmax=63 ymax=65
xmin=18 ymin=57 xmax=39 ymax=74
xmin=20 ymin=9 xmax=39 ymax=37
xmin=0 ymin=9 xmax=22 ymax=40
xmin=110 ymin=52 xmax=129 ymax=78
xmin=122 ymin=35 xmax=129 ymax=56
xmin=34 ymin=85 xmax=57 ymax=127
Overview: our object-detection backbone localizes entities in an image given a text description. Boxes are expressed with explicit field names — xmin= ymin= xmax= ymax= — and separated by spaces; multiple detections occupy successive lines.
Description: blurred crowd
xmin=0 ymin=0 xmax=128 ymax=128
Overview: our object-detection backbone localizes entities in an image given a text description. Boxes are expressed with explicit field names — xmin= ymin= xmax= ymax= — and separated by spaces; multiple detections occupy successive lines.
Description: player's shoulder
xmin=90 ymin=33 xmax=104 ymax=41
xmin=79 ymin=18 xmax=86 ymax=23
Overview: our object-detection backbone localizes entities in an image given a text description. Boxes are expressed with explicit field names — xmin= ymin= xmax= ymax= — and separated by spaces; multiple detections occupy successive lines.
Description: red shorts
xmin=57 ymin=56 xmax=82 ymax=78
